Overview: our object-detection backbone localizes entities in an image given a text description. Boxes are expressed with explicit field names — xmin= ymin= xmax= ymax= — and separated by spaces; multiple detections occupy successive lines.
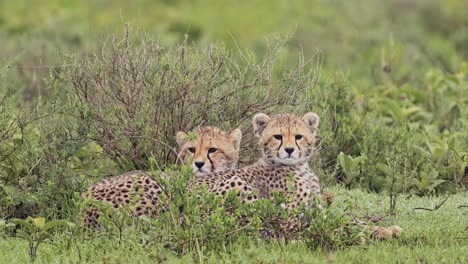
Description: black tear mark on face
xmin=207 ymin=151 xmax=215 ymax=172
xmin=273 ymin=134 xmax=283 ymax=153
xmin=295 ymin=135 xmax=302 ymax=154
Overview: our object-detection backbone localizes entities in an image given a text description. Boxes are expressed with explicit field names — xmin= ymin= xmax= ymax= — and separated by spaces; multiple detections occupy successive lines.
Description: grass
xmin=1 ymin=187 xmax=466 ymax=263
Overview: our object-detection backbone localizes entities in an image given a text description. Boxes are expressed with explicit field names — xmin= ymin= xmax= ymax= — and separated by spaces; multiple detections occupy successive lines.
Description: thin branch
xmin=413 ymin=196 xmax=450 ymax=211
xmin=224 ymin=223 xmax=252 ymax=236
xmin=7 ymin=64 xmax=79 ymax=69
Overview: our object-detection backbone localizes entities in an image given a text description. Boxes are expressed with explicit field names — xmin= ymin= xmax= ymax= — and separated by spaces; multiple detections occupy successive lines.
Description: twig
xmin=413 ymin=196 xmax=450 ymax=211
xmin=27 ymin=157 xmax=44 ymax=177
xmin=7 ymin=64 xmax=79 ymax=69
xmin=457 ymin=205 xmax=467 ymax=209
xmin=224 ymin=223 xmax=252 ymax=236
xmin=127 ymin=136 xmax=182 ymax=164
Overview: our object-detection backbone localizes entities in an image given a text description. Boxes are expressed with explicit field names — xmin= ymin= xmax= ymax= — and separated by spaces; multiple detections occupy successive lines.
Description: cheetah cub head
xmin=176 ymin=126 xmax=242 ymax=177
xmin=253 ymin=112 xmax=319 ymax=166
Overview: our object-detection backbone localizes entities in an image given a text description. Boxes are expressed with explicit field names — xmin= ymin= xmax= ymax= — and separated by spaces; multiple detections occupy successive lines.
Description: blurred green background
xmin=2 ymin=0 xmax=468 ymax=94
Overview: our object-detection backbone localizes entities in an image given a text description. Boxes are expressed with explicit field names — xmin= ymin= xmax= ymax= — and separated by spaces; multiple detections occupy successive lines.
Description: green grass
xmin=1 ymin=187 xmax=466 ymax=263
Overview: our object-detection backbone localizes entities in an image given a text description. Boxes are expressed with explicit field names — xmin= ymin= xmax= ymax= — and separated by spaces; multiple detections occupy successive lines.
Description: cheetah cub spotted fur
xmin=81 ymin=126 xmax=242 ymax=228
xmin=195 ymin=113 xmax=321 ymax=209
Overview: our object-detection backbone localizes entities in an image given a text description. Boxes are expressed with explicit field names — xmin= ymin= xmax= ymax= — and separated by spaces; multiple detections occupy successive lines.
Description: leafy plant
xmin=11 ymin=217 xmax=75 ymax=262
xmin=0 ymin=219 xmax=15 ymax=237
xmin=410 ymin=168 xmax=446 ymax=197
xmin=337 ymin=152 xmax=367 ymax=188
xmin=91 ymin=200 xmax=134 ymax=244
xmin=302 ymin=196 xmax=365 ymax=250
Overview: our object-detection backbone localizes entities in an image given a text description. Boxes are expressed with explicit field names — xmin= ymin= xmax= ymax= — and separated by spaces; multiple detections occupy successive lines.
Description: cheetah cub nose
xmin=195 ymin=161 xmax=205 ymax=168
xmin=285 ymin=148 xmax=295 ymax=154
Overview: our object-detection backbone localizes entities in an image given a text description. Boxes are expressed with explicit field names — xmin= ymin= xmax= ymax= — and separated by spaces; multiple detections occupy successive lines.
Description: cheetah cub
xmin=81 ymin=126 xmax=242 ymax=228
xmin=176 ymin=127 xmax=242 ymax=177
xmin=196 ymin=113 xmax=320 ymax=209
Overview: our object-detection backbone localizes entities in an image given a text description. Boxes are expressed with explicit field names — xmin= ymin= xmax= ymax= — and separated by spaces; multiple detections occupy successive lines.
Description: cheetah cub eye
xmin=273 ymin=134 xmax=283 ymax=140
xmin=208 ymin=147 xmax=218 ymax=153
xmin=188 ymin=147 xmax=196 ymax=153
xmin=295 ymin=135 xmax=303 ymax=140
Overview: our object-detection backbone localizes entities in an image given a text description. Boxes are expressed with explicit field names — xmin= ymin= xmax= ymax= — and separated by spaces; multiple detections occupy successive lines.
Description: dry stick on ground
xmin=413 ymin=195 xmax=450 ymax=211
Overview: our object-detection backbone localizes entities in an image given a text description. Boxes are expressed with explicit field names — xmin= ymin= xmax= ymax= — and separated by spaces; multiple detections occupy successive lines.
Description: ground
xmin=1 ymin=187 xmax=466 ymax=263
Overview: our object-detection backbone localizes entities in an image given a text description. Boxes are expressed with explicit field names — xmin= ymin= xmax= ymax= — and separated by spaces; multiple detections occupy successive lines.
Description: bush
xmin=53 ymin=29 xmax=320 ymax=170
xmin=309 ymin=63 xmax=467 ymax=194
xmin=0 ymin=73 xmax=117 ymax=219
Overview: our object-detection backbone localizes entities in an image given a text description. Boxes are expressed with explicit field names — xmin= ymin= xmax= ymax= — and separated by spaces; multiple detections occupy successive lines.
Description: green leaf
xmin=37 ymin=231 xmax=51 ymax=243
xmin=338 ymin=152 xmax=352 ymax=175
xmin=11 ymin=219 xmax=36 ymax=233
xmin=428 ymin=179 xmax=446 ymax=191
xmin=403 ymin=106 xmax=424 ymax=117
xmin=352 ymin=156 xmax=367 ymax=165
xmin=338 ymin=152 xmax=346 ymax=167
xmin=32 ymin=217 xmax=46 ymax=229
xmin=44 ymin=220 xmax=74 ymax=231
xmin=376 ymin=163 xmax=392 ymax=176
xmin=16 ymin=230 xmax=32 ymax=243
xmin=0 ymin=184 xmax=12 ymax=196
xmin=381 ymin=99 xmax=404 ymax=122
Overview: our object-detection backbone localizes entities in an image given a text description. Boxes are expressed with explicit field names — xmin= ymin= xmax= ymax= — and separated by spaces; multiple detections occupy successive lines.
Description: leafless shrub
xmin=61 ymin=30 xmax=320 ymax=170
xmin=0 ymin=96 xmax=22 ymax=164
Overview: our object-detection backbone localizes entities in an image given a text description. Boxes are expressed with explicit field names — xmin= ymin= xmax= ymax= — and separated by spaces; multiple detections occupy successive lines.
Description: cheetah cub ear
xmin=253 ymin=113 xmax=271 ymax=137
xmin=302 ymin=112 xmax=319 ymax=132
xmin=229 ymin=128 xmax=242 ymax=151
xmin=176 ymin=131 xmax=189 ymax=148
